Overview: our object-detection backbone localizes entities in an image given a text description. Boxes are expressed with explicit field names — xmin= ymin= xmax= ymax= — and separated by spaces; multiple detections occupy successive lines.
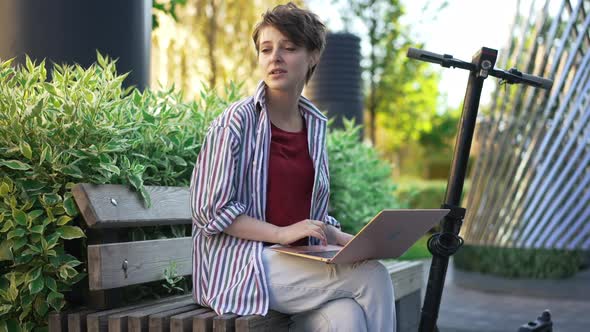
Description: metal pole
xmin=418 ymin=47 xmax=497 ymax=332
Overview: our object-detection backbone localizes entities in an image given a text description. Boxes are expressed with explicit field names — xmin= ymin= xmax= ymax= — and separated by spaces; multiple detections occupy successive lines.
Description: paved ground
xmin=416 ymin=258 xmax=590 ymax=332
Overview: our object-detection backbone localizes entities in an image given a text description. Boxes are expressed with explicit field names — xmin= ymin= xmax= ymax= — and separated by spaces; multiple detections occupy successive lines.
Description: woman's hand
xmin=276 ymin=219 xmax=328 ymax=246
xmin=326 ymin=225 xmax=354 ymax=246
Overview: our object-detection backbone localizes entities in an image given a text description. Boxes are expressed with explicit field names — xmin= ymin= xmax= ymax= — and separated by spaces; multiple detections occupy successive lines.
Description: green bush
xmin=395 ymin=178 xmax=471 ymax=209
xmin=454 ymin=244 xmax=587 ymax=279
xmin=0 ymin=53 xmax=236 ymax=330
xmin=327 ymin=119 xmax=400 ymax=234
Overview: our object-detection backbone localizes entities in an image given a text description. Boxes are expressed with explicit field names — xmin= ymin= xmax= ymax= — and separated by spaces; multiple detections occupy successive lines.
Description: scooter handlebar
xmin=518 ymin=72 xmax=553 ymax=90
xmin=407 ymin=47 xmax=446 ymax=64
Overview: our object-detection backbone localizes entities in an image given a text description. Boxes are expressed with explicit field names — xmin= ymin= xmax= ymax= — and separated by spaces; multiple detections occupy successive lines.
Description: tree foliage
xmin=335 ymin=0 xmax=456 ymax=176
xmin=151 ymin=0 xmax=304 ymax=98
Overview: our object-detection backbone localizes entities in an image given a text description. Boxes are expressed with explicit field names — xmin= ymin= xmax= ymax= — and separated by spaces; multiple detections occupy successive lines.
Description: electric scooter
xmin=406 ymin=47 xmax=554 ymax=332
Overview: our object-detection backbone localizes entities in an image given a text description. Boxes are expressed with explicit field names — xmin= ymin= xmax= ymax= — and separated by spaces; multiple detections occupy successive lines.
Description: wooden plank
xmin=193 ymin=311 xmax=218 ymax=332
xmin=68 ymin=308 xmax=99 ymax=332
xmin=382 ymin=260 xmax=423 ymax=300
xmin=84 ymin=228 xmax=126 ymax=309
xmin=72 ymin=183 xmax=191 ymax=229
xmin=87 ymin=294 xmax=191 ymax=332
xmin=170 ymin=308 xmax=211 ymax=332
xmin=88 ymin=237 xmax=192 ymax=290
xmin=213 ymin=313 xmax=239 ymax=332
xmin=148 ymin=303 xmax=203 ymax=332
xmin=126 ymin=297 xmax=195 ymax=332
xmin=235 ymin=311 xmax=290 ymax=332
xmin=48 ymin=311 xmax=68 ymax=332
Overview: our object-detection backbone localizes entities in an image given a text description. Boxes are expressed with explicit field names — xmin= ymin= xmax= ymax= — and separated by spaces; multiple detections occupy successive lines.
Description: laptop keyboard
xmin=301 ymin=250 xmax=340 ymax=259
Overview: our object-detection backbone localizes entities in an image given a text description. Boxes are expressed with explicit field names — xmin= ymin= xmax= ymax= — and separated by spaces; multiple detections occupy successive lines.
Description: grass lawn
xmin=398 ymin=235 xmax=431 ymax=260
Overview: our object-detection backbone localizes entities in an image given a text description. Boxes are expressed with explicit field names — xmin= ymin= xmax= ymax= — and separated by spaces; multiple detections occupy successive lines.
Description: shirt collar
xmin=253 ymin=80 xmax=327 ymax=122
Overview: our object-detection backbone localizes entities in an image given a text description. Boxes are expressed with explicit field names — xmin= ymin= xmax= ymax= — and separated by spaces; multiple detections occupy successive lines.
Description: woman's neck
xmin=265 ymin=87 xmax=304 ymax=132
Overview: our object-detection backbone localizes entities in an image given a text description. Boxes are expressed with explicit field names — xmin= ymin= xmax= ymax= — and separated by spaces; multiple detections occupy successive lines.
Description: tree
xmin=337 ymin=0 xmax=404 ymax=145
xmin=151 ymin=0 xmax=304 ymax=98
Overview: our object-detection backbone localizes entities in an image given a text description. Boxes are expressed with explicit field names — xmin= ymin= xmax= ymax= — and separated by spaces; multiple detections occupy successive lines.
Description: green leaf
xmin=42 ymin=193 xmax=61 ymax=206
xmin=40 ymin=144 xmax=52 ymax=164
xmin=0 ymin=240 xmax=13 ymax=261
xmin=30 ymin=267 xmax=42 ymax=281
xmin=62 ymin=164 xmax=83 ymax=178
xmin=34 ymin=294 xmax=49 ymax=316
xmin=12 ymin=209 xmax=28 ymax=226
xmin=0 ymin=304 xmax=12 ymax=316
xmin=169 ymin=156 xmax=187 ymax=166
xmin=47 ymin=291 xmax=64 ymax=312
xmin=27 ymin=209 xmax=44 ymax=221
xmin=99 ymin=163 xmax=120 ymax=175
xmin=56 ymin=215 xmax=72 ymax=226
xmin=56 ymin=226 xmax=85 ymax=240
xmin=3 ymin=318 xmax=20 ymax=332
xmin=28 ymin=276 xmax=44 ymax=295
xmin=31 ymin=98 xmax=44 ymax=118
xmin=30 ymin=225 xmax=44 ymax=234
xmin=128 ymin=173 xmax=143 ymax=190
xmin=0 ymin=159 xmax=31 ymax=170
xmin=45 ymin=276 xmax=57 ymax=292
xmin=7 ymin=228 xmax=26 ymax=240
xmin=20 ymin=141 xmax=33 ymax=160
xmin=0 ymin=219 xmax=12 ymax=232
xmin=21 ymin=179 xmax=45 ymax=191
xmin=63 ymin=195 xmax=78 ymax=216
xmin=0 ymin=183 xmax=9 ymax=197
xmin=13 ymin=254 xmax=33 ymax=265
xmin=12 ymin=237 xmax=27 ymax=251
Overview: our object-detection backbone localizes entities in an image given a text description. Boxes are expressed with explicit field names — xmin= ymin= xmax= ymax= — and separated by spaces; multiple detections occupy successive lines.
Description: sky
xmin=306 ymin=0 xmax=553 ymax=108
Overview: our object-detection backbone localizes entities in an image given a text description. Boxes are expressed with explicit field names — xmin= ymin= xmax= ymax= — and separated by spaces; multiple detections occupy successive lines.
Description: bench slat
xmin=68 ymin=308 xmax=98 ymax=332
xmin=170 ymin=308 xmax=211 ymax=332
xmin=235 ymin=311 xmax=290 ymax=332
xmin=147 ymin=303 xmax=202 ymax=332
xmin=88 ymin=237 xmax=192 ymax=290
xmin=212 ymin=313 xmax=239 ymax=332
xmin=72 ymin=183 xmax=191 ymax=229
xmin=126 ymin=297 xmax=195 ymax=331
xmin=193 ymin=311 xmax=218 ymax=332
xmin=48 ymin=311 xmax=69 ymax=332
xmin=87 ymin=294 xmax=190 ymax=332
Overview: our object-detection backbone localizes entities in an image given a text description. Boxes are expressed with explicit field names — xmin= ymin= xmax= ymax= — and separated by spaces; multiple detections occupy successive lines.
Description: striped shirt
xmin=189 ymin=81 xmax=341 ymax=316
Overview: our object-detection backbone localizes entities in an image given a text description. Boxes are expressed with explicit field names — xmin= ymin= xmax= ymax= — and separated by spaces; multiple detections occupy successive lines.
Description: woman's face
xmin=257 ymin=26 xmax=317 ymax=93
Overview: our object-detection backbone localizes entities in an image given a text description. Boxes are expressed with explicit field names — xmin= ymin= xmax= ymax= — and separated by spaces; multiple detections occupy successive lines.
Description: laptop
xmin=270 ymin=209 xmax=449 ymax=264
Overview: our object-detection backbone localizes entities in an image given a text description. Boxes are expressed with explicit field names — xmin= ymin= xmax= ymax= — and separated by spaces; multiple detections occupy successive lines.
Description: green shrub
xmin=327 ymin=119 xmax=400 ymax=234
xmin=395 ymin=178 xmax=471 ymax=209
xmin=454 ymin=244 xmax=587 ymax=279
xmin=0 ymin=53 xmax=237 ymax=330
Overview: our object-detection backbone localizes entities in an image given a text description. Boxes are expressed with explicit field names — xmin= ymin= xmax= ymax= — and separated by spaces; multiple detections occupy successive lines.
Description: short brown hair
xmin=252 ymin=2 xmax=326 ymax=84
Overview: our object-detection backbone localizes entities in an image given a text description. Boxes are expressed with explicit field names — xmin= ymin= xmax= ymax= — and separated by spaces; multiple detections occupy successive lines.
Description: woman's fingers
xmin=309 ymin=229 xmax=327 ymax=244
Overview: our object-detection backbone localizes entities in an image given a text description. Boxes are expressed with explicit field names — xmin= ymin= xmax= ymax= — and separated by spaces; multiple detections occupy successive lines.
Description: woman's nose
xmin=270 ymin=49 xmax=283 ymax=62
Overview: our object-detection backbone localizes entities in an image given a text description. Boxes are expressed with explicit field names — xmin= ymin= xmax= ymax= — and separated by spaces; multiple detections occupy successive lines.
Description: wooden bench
xmin=48 ymin=183 xmax=424 ymax=332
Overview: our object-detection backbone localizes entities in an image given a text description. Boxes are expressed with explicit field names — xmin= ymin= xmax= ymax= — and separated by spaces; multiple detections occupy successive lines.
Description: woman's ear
xmin=310 ymin=50 xmax=320 ymax=67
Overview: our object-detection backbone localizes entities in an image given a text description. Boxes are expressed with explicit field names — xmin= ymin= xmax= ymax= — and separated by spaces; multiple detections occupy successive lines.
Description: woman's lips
xmin=269 ymin=72 xmax=286 ymax=79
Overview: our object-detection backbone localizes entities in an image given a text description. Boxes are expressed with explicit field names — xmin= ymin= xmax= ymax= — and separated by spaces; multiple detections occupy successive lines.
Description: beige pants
xmin=262 ymin=248 xmax=396 ymax=332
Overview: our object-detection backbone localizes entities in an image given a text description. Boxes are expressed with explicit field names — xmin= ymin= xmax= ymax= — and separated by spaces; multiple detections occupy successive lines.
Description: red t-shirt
xmin=265 ymin=121 xmax=315 ymax=246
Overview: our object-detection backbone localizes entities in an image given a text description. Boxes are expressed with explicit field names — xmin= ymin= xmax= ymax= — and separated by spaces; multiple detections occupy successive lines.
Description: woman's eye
xmin=285 ymin=47 xmax=296 ymax=51
xmin=261 ymin=49 xmax=270 ymax=53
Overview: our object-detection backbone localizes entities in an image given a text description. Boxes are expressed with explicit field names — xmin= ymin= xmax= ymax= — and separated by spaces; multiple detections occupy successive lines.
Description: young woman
xmin=189 ymin=3 xmax=395 ymax=331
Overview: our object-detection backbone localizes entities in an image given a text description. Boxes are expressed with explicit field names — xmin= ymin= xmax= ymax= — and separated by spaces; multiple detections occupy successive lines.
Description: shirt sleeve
xmin=189 ymin=125 xmax=246 ymax=237
xmin=325 ymin=214 xmax=341 ymax=230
